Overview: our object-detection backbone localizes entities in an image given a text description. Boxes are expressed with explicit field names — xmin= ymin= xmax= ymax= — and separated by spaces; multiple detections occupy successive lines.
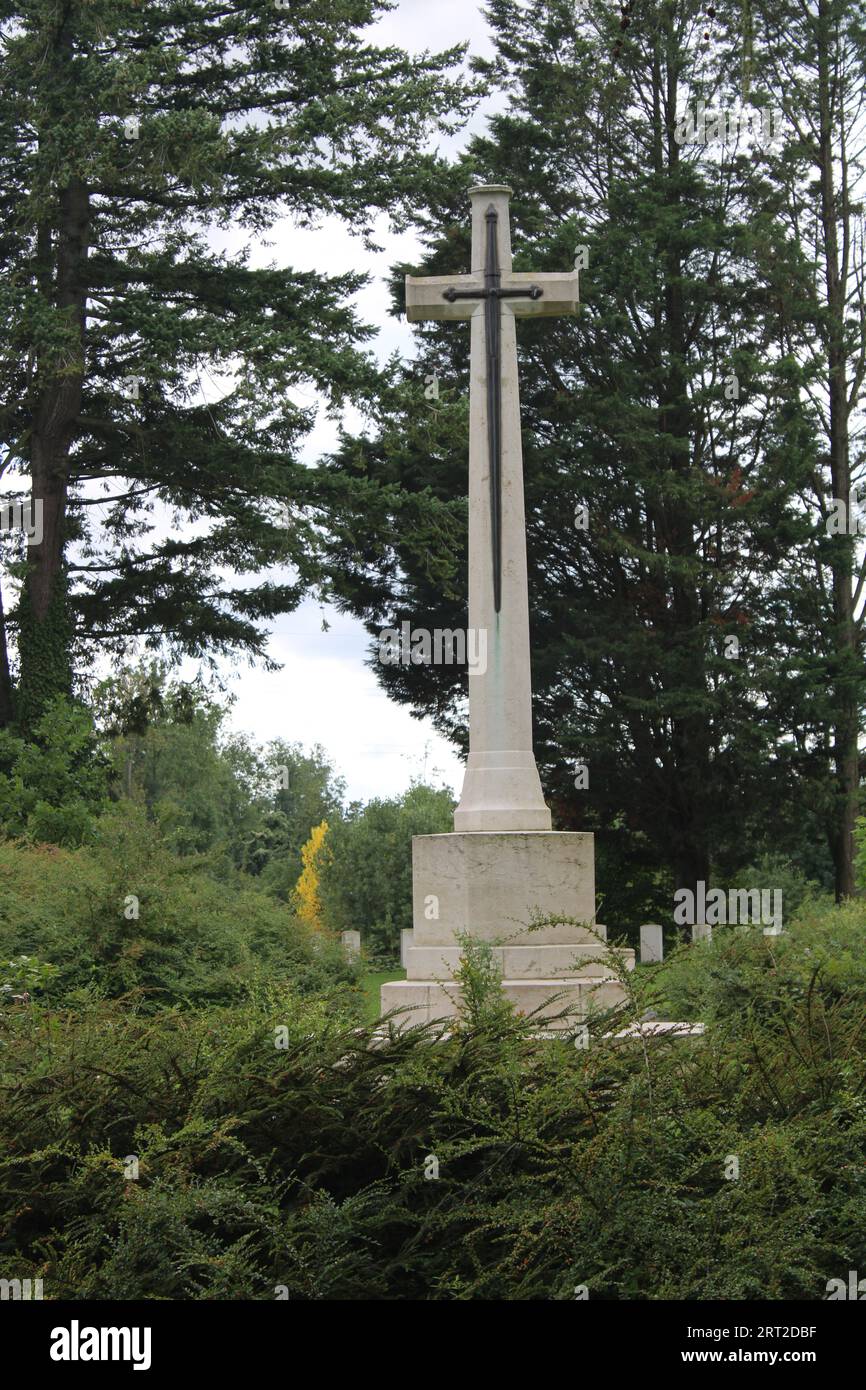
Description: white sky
xmin=216 ymin=0 xmax=496 ymax=801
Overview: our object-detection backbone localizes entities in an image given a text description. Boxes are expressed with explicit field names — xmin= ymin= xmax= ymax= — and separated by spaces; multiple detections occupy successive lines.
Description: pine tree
xmin=741 ymin=0 xmax=866 ymax=897
xmin=0 ymin=0 xmax=475 ymax=729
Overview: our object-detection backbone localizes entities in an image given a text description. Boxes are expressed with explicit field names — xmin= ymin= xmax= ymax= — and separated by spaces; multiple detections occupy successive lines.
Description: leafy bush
xmin=0 ymin=803 xmax=359 ymax=1009
xmin=0 ymin=696 xmax=110 ymax=846
xmin=659 ymin=895 xmax=866 ymax=1026
xmin=0 ymin=953 xmax=58 ymax=999
xmin=852 ymin=816 xmax=866 ymax=892
xmin=2 ymin=898 xmax=865 ymax=1300
xmin=721 ymin=853 xmax=829 ymax=925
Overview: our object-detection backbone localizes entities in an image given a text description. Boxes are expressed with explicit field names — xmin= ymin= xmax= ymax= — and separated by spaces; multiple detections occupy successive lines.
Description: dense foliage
xmin=0 ymin=803 xmax=358 ymax=1008
xmin=318 ymin=782 xmax=454 ymax=959
xmin=2 ymin=906 xmax=865 ymax=1299
xmin=0 ymin=671 xmax=452 ymax=969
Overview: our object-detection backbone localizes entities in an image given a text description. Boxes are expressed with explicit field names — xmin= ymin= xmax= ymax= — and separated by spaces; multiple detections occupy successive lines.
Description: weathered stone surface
xmin=341 ymin=930 xmax=361 ymax=961
xmin=640 ymin=923 xmax=664 ymax=963
xmin=405 ymin=942 xmax=633 ymax=980
xmin=408 ymin=187 xmax=578 ymax=835
xmin=388 ymin=190 xmax=629 ymax=1034
xmin=382 ymin=827 xmax=631 ymax=1030
xmin=411 ymin=830 xmax=596 ymax=947
xmin=399 ymin=928 xmax=413 ymax=969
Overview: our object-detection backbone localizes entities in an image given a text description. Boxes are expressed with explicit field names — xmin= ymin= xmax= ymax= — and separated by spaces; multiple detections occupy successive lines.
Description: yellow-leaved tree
xmin=293 ymin=820 xmax=329 ymax=930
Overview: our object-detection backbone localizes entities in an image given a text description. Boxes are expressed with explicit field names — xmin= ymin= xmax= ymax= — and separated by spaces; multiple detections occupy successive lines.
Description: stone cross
xmin=405 ymin=185 xmax=579 ymax=832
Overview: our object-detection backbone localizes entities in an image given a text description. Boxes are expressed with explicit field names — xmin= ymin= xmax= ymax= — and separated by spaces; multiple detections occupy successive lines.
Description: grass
xmin=361 ymin=967 xmax=405 ymax=1023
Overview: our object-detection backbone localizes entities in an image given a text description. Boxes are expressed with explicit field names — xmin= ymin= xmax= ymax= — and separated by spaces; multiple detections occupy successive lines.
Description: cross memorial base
xmin=380 ymin=830 xmax=634 ymax=1030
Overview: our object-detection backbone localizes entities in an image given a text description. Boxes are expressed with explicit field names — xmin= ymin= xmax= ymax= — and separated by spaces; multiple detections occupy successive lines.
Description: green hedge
xmin=1 ymin=907 xmax=865 ymax=1299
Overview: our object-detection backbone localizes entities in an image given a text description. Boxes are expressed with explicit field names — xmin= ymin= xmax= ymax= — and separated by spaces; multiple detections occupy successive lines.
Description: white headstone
xmin=341 ymin=930 xmax=361 ymax=961
xmin=640 ymin=923 xmax=664 ymax=963
xmin=400 ymin=928 xmax=413 ymax=968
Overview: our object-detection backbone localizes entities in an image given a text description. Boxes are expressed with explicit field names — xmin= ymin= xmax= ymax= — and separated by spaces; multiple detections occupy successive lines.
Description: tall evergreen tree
xmin=742 ymin=0 xmax=866 ymax=896
xmin=0 ymin=0 xmax=475 ymax=728
xmin=323 ymin=0 xmax=835 ymax=925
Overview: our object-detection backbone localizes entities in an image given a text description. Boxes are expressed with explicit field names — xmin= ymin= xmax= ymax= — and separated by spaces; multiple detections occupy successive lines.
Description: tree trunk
xmin=817 ymin=4 xmax=858 ymax=899
xmin=0 ymin=584 xmax=14 ymax=727
xmin=18 ymin=176 xmax=89 ymax=727
xmin=660 ymin=11 xmax=712 ymax=909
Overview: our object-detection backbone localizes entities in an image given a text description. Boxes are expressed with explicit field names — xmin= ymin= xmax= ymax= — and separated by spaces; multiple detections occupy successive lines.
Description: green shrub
xmin=722 ymin=853 xmax=829 ymax=924
xmin=0 ymin=953 xmax=58 ymax=998
xmin=2 ymin=904 xmax=865 ymax=1300
xmin=0 ymin=696 xmax=109 ymax=846
xmin=0 ymin=802 xmax=359 ymax=1009
xmin=660 ymin=894 xmax=866 ymax=1025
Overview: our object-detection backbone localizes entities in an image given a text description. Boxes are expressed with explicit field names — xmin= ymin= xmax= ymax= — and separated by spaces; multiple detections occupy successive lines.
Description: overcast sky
xmin=217 ymin=0 xmax=497 ymax=801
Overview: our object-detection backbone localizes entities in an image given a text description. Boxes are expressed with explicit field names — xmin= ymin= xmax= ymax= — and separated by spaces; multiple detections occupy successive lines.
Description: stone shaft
xmin=455 ymin=186 xmax=550 ymax=832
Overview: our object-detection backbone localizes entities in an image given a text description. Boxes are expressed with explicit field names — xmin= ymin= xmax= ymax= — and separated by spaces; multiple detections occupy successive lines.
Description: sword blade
xmin=485 ymin=207 xmax=502 ymax=613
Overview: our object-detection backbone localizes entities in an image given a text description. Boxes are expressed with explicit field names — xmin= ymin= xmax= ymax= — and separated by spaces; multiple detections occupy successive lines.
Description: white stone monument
xmin=640 ymin=923 xmax=664 ymax=964
xmin=381 ymin=186 xmax=633 ymax=1030
xmin=341 ymin=929 xmax=361 ymax=961
xmin=400 ymin=928 xmax=413 ymax=969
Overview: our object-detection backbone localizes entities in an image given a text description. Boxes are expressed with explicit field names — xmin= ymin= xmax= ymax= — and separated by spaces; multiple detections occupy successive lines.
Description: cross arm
xmin=405 ymin=273 xmax=482 ymax=322
xmin=405 ymin=269 xmax=580 ymax=322
xmin=506 ymin=271 xmax=580 ymax=318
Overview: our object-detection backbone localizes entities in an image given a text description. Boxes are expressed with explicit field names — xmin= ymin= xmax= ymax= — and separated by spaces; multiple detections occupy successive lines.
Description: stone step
xmin=380 ymin=976 xmax=627 ymax=1029
xmin=405 ymin=943 xmax=634 ymax=981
